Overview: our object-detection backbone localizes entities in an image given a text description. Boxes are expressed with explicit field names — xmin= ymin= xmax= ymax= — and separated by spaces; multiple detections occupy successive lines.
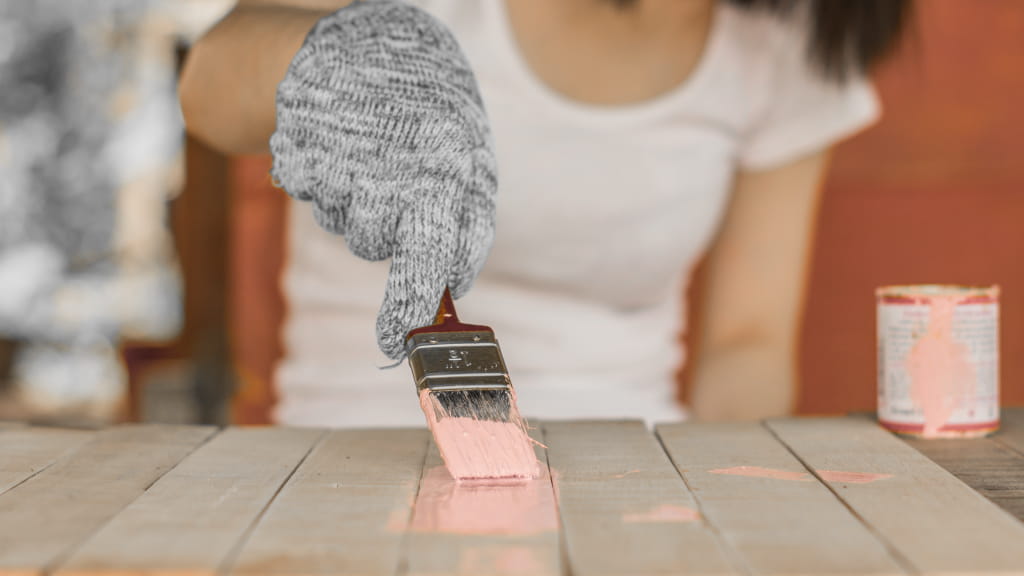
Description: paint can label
xmin=876 ymin=285 xmax=999 ymax=438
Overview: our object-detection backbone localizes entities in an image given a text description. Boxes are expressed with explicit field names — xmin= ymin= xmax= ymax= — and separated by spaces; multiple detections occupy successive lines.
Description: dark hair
xmin=609 ymin=0 xmax=913 ymax=82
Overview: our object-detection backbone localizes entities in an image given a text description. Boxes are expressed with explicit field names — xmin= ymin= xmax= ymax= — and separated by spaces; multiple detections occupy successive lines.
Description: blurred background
xmin=0 ymin=0 xmax=1021 ymax=426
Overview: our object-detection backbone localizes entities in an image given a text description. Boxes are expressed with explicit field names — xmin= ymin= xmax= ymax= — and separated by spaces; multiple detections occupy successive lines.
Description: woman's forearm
xmin=179 ymin=5 xmax=330 ymax=155
xmin=690 ymin=342 xmax=796 ymax=421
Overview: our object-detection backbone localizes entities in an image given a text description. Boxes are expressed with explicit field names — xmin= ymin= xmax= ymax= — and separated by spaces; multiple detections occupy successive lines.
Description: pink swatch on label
xmin=817 ymin=470 xmax=893 ymax=484
xmin=622 ymin=504 xmax=700 ymax=523
xmin=906 ymin=294 xmax=976 ymax=438
xmin=408 ymin=465 xmax=559 ymax=535
xmin=708 ymin=466 xmax=813 ymax=482
xmin=420 ymin=389 xmax=539 ymax=481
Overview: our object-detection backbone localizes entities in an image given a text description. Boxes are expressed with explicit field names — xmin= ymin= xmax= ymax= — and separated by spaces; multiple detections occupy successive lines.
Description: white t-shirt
xmin=274 ymin=0 xmax=879 ymax=427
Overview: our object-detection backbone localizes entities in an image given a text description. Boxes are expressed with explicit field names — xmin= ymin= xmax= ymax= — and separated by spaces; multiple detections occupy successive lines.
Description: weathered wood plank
xmin=0 ymin=427 xmax=93 ymax=497
xmin=996 ymin=406 xmax=1024 ymax=456
xmin=767 ymin=417 xmax=1024 ymax=575
xmin=54 ymin=427 xmax=323 ymax=576
xmin=903 ymin=435 xmax=1024 ymax=523
xmin=657 ymin=421 xmax=907 ymax=576
xmin=229 ymin=428 xmax=429 ymax=576
xmin=545 ymin=420 xmax=738 ymax=576
xmin=402 ymin=427 xmax=560 ymax=576
xmin=0 ymin=424 xmax=216 ymax=576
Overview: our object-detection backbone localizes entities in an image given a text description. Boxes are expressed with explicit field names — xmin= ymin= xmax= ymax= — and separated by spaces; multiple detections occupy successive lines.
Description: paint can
xmin=876 ymin=285 xmax=999 ymax=438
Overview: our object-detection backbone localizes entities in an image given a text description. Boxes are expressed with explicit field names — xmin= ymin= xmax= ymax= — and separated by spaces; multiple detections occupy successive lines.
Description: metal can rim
xmin=875 ymin=284 xmax=1000 ymax=300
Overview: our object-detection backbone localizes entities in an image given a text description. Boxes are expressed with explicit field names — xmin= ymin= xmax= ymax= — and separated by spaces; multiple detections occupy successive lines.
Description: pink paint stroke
xmin=419 ymin=389 xmax=539 ymax=481
xmin=817 ymin=470 xmax=893 ymax=484
xmin=906 ymin=294 xmax=976 ymax=438
xmin=708 ymin=465 xmax=893 ymax=485
xmin=622 ymin=504 xmax=700 ymax=524
xmin=408 ymin=465 xmax=559 ymax=535
xmin=708 ymin=466 xmax=813 ymax=481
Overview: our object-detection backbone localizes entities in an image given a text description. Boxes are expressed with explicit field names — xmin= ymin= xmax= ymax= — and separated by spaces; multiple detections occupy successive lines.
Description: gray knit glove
xmin=270 ymin=0 xmax=498 ymax=360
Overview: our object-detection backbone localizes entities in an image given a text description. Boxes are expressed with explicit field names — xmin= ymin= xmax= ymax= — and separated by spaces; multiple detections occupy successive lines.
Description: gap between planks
xmin=546 ymin=420 xmax=739 ymax=576
xmin=0 ymin=425 xmax=217 ymax=576
xmin=994 ymin=406 xmax=1024 ymax=456
xmin=657 ymin=420 xmax=908 ymax=576
xmin=766 ymin=417 xmax=1024 ymax=576
xmin=53 ymin=427 xmax=325 ymax=576
xmin=0 ymin=427 xmax=93 ymax=498
xmin=228 ymin=428 xmax=431 ymax=576
xmin=902 ymin=434 xmax=1024 ymax=523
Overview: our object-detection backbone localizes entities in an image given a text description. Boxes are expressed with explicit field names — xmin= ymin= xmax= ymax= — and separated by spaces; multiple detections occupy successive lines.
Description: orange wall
xmin=798 ymin=0 xmax=1024 ymax=413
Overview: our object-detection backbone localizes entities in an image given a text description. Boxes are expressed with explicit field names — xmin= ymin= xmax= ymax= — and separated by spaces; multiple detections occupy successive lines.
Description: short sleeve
xmin=737 ymin=14 xmax=880 ymax=171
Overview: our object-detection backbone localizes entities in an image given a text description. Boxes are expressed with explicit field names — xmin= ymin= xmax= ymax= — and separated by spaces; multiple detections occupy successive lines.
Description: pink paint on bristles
xmin=419 ymin=389 xmax=539 ymax=481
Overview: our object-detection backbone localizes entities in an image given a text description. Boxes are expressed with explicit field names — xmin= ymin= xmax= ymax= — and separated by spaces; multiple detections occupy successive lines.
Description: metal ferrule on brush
xmin=406 ymin=331 xmax=512 ymax=393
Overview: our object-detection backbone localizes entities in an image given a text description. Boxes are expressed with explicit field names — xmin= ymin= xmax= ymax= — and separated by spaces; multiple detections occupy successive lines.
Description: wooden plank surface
xmin=3 ymin=418 xmax=1023 ymax=576
xmin=767 ymin=417 xmax=1024 ymax=575
xmin=0 ymin=427 xmax=93 ymax=497
xmin=230 ymin=428 xmax=429 ymax=576
xmin=657 ymin=422 xmax=907 ymax=576
xmin=0 ymin=425 xmax=215 ymax=576
xmin=402 ymin=427 xmax=560 ymax=576
xmin=55 ymin=427 xmax=323 ymax=576
xmin=544 ymin=420 xmax=737 ymax=576
xmin=903 ymin=435 xmax=1024 ymax=522
xmin=996 ymin=406 xmax=1024 ymax=456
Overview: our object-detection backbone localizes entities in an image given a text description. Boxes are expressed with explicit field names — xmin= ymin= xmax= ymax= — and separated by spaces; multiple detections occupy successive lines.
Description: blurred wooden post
xmin=120 ymin=41 xmax=238 ymax=425
xmin=228 ymin=156 xmax=287 ymax=425
xmin=122 ymin=131 xmax=234 ymax=425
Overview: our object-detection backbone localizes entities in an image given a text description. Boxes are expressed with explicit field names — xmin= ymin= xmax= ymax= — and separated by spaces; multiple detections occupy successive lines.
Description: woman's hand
xmin=270 ymin=0 xmax=498 ymax=360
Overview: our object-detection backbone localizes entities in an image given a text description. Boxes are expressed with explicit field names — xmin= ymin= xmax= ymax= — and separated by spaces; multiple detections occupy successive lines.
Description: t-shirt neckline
xmin=487 ymin=0 xmax=727 ymax=125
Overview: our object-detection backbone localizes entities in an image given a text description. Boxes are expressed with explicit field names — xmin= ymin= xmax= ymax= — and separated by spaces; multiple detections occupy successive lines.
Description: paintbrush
xmin=406 ymin=287 xmax=538 ymax=481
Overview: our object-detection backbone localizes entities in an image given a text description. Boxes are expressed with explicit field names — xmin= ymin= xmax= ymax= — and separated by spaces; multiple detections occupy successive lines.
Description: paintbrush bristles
xmin=419 ymin=389 xmax=539 ymax=481
xmin=427 ymin=389 xmax=512 ymax=421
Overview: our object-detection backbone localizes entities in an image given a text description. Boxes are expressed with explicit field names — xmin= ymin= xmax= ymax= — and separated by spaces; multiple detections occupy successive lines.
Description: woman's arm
xmin=690 ymin=150 xmax=830 ymax=421
xmin=178 ymin=0 xmax=352 ymax=155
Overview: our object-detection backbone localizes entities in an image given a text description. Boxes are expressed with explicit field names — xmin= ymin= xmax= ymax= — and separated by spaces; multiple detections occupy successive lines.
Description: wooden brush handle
xmin=434 ymin=287 xmax=458 ymax=324
xmin=406 ymin=287 xmax=493 ymax=340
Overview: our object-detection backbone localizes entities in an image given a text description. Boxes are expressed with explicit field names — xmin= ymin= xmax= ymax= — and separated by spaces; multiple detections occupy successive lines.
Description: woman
xmin=180 ymin=0 xmax=911 ymax=426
